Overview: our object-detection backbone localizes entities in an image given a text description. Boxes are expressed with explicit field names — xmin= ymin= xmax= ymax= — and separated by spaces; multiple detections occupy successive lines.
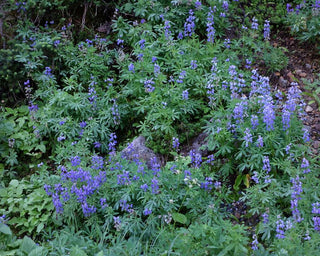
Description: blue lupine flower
xmin=301 ymin=158 xmax=310 ymax=174
xmin=164 ymin=20 xmax=172 ymax=40
xmin=154 ymin=64 xmax=161 ymax=77
xmin=251 ymin=17 xmax=258 ymax=30
xmin=172 ymin=137 xmax=180 ymax=150
xmin=140 ymin=183 xmax=149 ymax=192
xmin=190 ymin=60 xmax=197 ymax=69
xmin=262 ymin=212 xmax=269 ymax=224
xmin=184 ymin=9 xmax=196 ymax=37
xmin=256 ymin=135 xmax=264 ymax=148
xmin=251 ymin=234 xmax=259 ymax=250
xmin=128 ymin=63 xmax=135 ymax=73
xmin=190 ymin=149 xmax=202 ymax=168
xmin=243 ymin=128 xmax=252 ymax=147
xmin=313 ymin=216 xmax=320 ymax=232
xmin=143 ymin=208 xmax=152 ymax=216
xmin=70 ymin=156 xmax=81 ymax=166
xmin=91 ymin=155 xmax=104 ymax=170
xmin=263 ymin=20 xmax=270 ymax=40
xmin=262 ymin=156 xmax=271 ymax=173
xmin=151 ymin=178 xmax=159 ymax=194
xmin=182 ymin=90 xmax=189 ymax=100
xmin=251 ymin=115 xmax=259 ymax=130
xmin=275 ymin=216 xmax=286 ymax=239
xmin=207 ymin=7 xmax=215 ymax=43
xmin=144 ymin=78 xmax=155 ymax=93
xmin=80 ymin=121 xmax=87 ymax=128
xmin=291 ymin=175 xmax=303 ymax=223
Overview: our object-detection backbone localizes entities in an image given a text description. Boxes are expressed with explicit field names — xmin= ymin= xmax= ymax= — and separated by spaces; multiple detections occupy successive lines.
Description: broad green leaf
xmin=20 ymin=236 xmax=36 ymax=254
xmin=70 ymin=246 xmax=88 ymax=256
xmin=172 ymin=212 xmax=187 ymax=225
xmin=9 ymin=179 xmax=19 ymax=187
xmin=0 ymin=223 xmax=12 ymax=235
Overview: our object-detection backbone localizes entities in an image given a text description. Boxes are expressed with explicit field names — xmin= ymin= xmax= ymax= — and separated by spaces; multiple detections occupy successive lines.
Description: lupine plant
xmin=0 ymin=0 xmax=320 ymax=255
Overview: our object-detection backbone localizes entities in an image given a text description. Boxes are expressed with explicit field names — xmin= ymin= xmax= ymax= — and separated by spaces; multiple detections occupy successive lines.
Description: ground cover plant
xmin=0 ymin=0 xmax=320 ymax=255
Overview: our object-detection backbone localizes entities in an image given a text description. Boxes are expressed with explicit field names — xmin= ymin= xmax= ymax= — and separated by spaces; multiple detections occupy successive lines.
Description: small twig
xmin=81 ymin=2 xmax=88 ymax=31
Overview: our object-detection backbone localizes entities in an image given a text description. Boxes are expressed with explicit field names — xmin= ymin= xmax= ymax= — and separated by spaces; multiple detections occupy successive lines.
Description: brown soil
xmin=271 ymin=31 xmax=320 ymax=155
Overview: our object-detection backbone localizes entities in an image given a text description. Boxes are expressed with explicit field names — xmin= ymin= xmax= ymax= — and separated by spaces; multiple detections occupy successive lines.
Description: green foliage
xmin=302 ymin=74 xmax=320 ymax=110
xmin=285 ymin=1 xmax=320 ymax=45
xmin=0 ymin=0 xmax=319 ymax=255
xmin=0 ymin=178 xmax=54 ymax=237
xmin=0 ymin=106 xmax=46 ymax=179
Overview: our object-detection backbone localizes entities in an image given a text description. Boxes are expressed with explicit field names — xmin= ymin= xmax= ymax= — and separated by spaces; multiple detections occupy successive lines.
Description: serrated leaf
xmin=95 ymin=251 xmax=104 ymax=256
xmin=172 ymin=212 xmax=187 ymax=224
xmin=0 ymin=223 xmax=12 ymax=235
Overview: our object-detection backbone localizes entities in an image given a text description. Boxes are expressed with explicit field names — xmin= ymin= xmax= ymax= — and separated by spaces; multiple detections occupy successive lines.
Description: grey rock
xmin=279 ymin=76 xmax=288 ymax=87
xmin=181 ymin=133 xmax=209 ymax=156
xmin=305 ymin=63 xmax=312 ymax=70
xmin=121 ymin=136 xmax=160 ymax=168
xmin=305 ymin=105 xmax=313 ymax=113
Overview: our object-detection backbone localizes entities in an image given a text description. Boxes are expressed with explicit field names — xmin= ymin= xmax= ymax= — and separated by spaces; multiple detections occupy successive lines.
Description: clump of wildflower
xmin=177 ymin=70 xmax=187 ymax=83
xmin=128 ymin=63 xmax=135 ymax=73
xmin=164 ymin=20 xmax=172 ymax=40
xmin=195 ymin=1 xmax=202 ymax=9
xmin=256 ymin=135 xmax=264 ymax=148
xmin=313 ymin=216 xmax=320 ymax=233
xmin=91 ymin=155 xmax=104 ymax=170
xmin=263 ymin=20 xmax=270 ymax=40
xmin=261 ymin=96 xmax=275 ymax=131
xmin=207 ymin=7 xmax=215 ymax=42
xmin=111 ymin=99 xmax=120 ymax=125
xmin=190 ymin=60 xmax=197 ymax=69
xmin=206 ymin=81 xmax=215 ymax=105
xmin=144 ymin=78 xmax=155 ymax=93
xmin=113 ymin=216 xmax=121 ymax=231
xmin=70 ymin=156 xmax=81 ymax=166
xmin=206 ymin=154 xmax=215 ymax=165
xmin=252 ymin=171 xmax=259 ymax=184
xmin=182 ymin=90 xmax=189 ymax=100
xmin=301 ymin=158 xmax=311 ymax=174
xmin=143 ymin=208 xmax=152 ymax=216
xmin=108 ymin=132 xmax=117 ymax=153
xmin=291 ymin=175 xmax=303 ymax=223
xmin=151 ymin=157 xmax=161 ymax=176
xmin=262 ymin=156 xmax=271 ymax=173
xmin=172 ymin=137 xmax=180 ymax=151
xmin=190 ymin=149 xmax=202 ymax=168
xmin=275 ymin=216 xmax=286 ymax=239
xmin=88 ymin=76 xmax=97 ymax=107
xmin=201 ymin=177 xmax=213 ymax=190
xmin=224 ymin=38 xmax=231 ymax=48
xmin=233 ymin=100 xmax=248 ymax=123
xmin=251 ymin=17 xmax=258 ymax=30
xmin=154 ymin=63 xmax=161 ymax=77
xmin=251 ymin=234 xmax=259 ymax=250
xmin=243 ymin=128 xmax=252 ymax=147
xmin=312 ymin=202 xmax=320 ymax=214
xmin=151 ymin=178 xmax=159 ymax=194
xmin=302 ymin=127 xmax=310 ymax=142
xmin=184 ymin=9 xmax=196 ymax=37
xmin=262 ymin=212 xmax=269 ymax=224
xmin=117 ymin=171 xmax=131 ymax=185
xmin=140 ymin=183 xmax=148 ymax=192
